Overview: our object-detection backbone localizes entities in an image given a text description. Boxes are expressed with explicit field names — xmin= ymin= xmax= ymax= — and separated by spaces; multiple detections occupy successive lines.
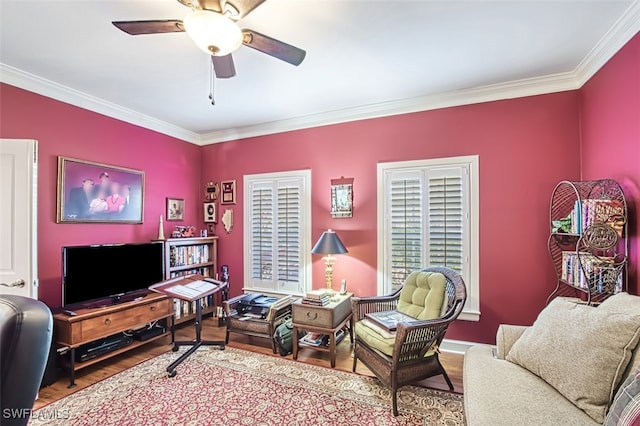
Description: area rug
xmin=30 ymin=347 xmax=465 ymax=425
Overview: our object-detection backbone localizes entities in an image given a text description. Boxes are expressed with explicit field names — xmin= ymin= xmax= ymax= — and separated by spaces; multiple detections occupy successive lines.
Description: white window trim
xmin=243 ymin=169 xmax=312 ymax=297
xmin=376 ymin=155 xmax=480 ymax=321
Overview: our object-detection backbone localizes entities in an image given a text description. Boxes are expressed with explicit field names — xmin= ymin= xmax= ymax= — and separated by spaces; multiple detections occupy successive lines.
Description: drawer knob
xmin=306 ymin=312 xmax=318 ymax=320
xmin=104 ymin=318 xmax=112 ymax=325
xmin=150 ymin=306 xmax=157 ymax=311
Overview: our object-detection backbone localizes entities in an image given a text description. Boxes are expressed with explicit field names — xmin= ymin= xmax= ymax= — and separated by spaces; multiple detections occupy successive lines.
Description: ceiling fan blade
xmin=112 ymin=20 xmax=184 ymax=35
xmin=226 ymin=0 xmax=266 ymax=19
xmin=242 ymin=30 xmax=306 ymax=66
xmin=212 ymin=54 xmax=236 ymax=78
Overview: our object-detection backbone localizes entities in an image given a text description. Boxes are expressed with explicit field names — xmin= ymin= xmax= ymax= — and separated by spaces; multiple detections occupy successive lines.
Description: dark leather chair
xmin=0 ymin=295 xmax=53 ymax=426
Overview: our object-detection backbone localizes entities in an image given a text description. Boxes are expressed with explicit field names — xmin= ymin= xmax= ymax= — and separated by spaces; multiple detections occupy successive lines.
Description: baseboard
xmin=440 ymin=338 xmax=495 ymax=355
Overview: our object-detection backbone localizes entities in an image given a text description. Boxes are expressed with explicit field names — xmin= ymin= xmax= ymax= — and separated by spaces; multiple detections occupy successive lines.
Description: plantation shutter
xmin=387 ymin=169 xmax=425 ymax=292
xmin=276 ymin=181 xmax=301 ymax=292
xmin=383 ymin=164 xmax=470 ymax=294
xmin=247 ymin=176 xmax=305 ymax=294
xmin=426 ymin=166 xmax=467 ymax=274
xmin=250 ymin=184 xmax=274 ymax=283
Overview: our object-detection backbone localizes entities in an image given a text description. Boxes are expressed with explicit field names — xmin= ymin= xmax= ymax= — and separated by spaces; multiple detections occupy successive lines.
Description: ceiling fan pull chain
xmin=209 ymin=60 xmax=215 ymax=106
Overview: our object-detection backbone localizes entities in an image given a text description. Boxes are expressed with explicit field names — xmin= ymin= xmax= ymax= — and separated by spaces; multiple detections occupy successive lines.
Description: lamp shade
xmin=183 ymin=10 xmax=243 ymax=56
xmin=311 ymin=229 xmax=348 ymax=255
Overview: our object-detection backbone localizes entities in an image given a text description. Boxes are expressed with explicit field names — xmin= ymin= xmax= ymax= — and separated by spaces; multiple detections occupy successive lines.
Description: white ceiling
xmin=1 ymin=0 xmax=639 ymax=145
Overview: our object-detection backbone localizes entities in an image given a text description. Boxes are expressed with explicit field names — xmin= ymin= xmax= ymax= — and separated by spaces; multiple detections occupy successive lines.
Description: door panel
xmin=0 ymin=139 xmax=37 ymax=298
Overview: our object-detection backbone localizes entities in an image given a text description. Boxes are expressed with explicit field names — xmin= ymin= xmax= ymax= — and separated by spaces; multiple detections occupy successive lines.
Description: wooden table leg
xmin=329 ymin=332 xmax=336 ymax=368
xmin=292 ymin=326 xmax=299 ymax=360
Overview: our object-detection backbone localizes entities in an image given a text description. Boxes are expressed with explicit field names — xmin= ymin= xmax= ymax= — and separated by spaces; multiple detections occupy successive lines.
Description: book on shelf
xmin=365 ymin=310 xmax=417 ymax=332
xmin=169 ymin=268 xmax=210 ymax=278
xmin=299 ymin=329 xmax=347 ymax=347
xmin=565 ymin=199 xmax=625 ymax=236
xmin=300 ymin=332 xmax=327 ymax=346
xmin=169 ymin=244 xmax=211 ymax=268
xmin=560 ymin=251 xmax=623 ymax=293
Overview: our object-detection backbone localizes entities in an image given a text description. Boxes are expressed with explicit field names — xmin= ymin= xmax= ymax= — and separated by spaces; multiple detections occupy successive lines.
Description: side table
xmin=292 ymin=292 xmax=353 ymax=368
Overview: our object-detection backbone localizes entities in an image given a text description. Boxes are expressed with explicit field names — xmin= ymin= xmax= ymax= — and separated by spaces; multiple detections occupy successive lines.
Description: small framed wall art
xmin=331 ymin=177 xmax=354 ymax=218
xmin=166 ymin=197 xmax=184 ymax=221
xmin=56 ymin=156 xmax=144 ymax=224
xmin=204 ymin=202 xmax=216 ymax=223
xmin=220 ymin=180 xmax=236 ymax=205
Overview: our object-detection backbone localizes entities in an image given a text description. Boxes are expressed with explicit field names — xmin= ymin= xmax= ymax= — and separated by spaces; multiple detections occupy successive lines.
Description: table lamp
xmin=311 ymin=229 xmax=348 ymax=293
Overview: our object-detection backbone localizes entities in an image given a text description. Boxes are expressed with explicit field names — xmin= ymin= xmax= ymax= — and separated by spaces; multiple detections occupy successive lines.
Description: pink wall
xmin=0 ymin=84 xmax=203 ymax=307
xmin=203 ymin=92 xmax=582 ymax=344
xmin=580 ymin=32 xmax=640 ymax=295
xmin=2 ymin=31 xmax=635 ymax=345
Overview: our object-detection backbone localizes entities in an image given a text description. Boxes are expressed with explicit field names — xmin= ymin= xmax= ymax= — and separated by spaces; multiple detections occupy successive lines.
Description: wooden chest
xmin=292 ymin=292 xmax=353 ymax=329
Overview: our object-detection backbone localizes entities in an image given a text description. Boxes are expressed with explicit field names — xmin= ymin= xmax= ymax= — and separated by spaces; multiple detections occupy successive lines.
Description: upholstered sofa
xmin=464 ymin=293 xmax=640 ymax=426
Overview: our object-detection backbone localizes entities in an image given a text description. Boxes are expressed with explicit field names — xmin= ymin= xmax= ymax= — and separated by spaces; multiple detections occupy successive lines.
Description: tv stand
xmin=54 ymin=292 xmax=173 ymax=388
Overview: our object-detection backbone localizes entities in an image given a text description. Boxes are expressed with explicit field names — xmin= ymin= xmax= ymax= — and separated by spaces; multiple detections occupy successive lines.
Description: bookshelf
xmin=163 ymin=236 xmax=219 ymax=325
xmin=547 ymin=180 xmax=628 ymax=305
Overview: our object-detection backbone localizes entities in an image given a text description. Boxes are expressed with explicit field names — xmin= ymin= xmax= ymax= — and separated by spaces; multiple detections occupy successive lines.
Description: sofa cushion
xmin=600 ymin=293 xmax=640 ymax=383
xmin=600 ymin=292 xmax=640 ymax=313
xmin=506 ymin=297 xmax=640 ymax=423
xmin=604 ymin=366 xmax=640 ymax=426
xmin=396 ymin=271 xmax=446 ymax=320
xmin=464 ymin=345 xmax=598 ymax=426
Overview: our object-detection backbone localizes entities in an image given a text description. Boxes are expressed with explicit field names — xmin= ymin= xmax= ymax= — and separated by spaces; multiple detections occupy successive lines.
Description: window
xmin=377 ymin=156 xmax=480 ymax=321
xmin=244 ymin=170 xmax=311 ymax=295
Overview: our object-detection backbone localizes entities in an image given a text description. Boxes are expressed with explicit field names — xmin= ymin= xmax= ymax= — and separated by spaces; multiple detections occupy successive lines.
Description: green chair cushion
xmin=355 ymin=320 xmax=396 ymax=356
xmin=397 ymin=271 xmax=447 ymax=320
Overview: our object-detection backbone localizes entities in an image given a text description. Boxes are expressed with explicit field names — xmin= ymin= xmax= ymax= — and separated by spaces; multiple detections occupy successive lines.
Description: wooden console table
xmin=53 ymin=292 xmax=173 ymax=387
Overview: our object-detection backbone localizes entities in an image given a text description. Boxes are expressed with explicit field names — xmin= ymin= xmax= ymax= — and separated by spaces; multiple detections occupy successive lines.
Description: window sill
xmin=458 ymin=310 xmax=480 ymax=322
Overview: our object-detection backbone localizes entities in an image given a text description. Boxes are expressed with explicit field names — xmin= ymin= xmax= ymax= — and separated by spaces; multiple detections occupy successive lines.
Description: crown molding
xmin=0 ymin=63 xmax=202 ymax=145
xmin=2 ymin=1 xmax=638 ymax=146
xmin=200 ymin=71 xmax=579 ymax=144
xmin=574 ymin=0 xmax=640 ymax=87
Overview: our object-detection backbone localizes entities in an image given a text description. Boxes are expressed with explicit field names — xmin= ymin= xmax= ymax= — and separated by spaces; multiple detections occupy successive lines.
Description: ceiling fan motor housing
xmin=183 ymin=10 xmax=243 ymax=56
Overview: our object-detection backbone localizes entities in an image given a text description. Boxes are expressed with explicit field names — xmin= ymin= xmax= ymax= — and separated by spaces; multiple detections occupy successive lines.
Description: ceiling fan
xmin=112 ymin=0 xmax=306 ymax=80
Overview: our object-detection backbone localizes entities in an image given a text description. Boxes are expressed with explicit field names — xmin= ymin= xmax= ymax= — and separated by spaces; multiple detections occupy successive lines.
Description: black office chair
xmin=0 ymin=295 xmax=53 ymax=426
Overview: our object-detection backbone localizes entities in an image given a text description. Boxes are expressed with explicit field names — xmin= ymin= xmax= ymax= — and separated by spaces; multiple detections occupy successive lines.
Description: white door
xmin=0 ymin=139 xmax=38 ymax=298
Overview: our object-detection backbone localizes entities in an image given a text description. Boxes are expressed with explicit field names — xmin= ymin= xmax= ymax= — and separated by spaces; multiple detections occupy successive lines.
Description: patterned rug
xmin=31 ymin=347 xmax=465 ymax=425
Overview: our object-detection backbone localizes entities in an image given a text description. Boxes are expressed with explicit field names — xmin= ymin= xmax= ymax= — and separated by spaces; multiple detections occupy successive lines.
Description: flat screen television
xmin=62 ymin=242 xmax=165 ymax=308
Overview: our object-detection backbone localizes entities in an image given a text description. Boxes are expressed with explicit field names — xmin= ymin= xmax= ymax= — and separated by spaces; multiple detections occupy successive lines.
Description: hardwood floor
xmin=35 ymin=317 xmax=464 ymax=410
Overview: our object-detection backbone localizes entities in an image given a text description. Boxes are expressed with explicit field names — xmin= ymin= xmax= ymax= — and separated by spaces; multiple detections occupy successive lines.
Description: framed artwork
xmin=331 ymin=177 xmax=354 ymax=218
xmin=166 ymin=198 xmax=185 ymax=221
xmin=220 ymin=180 xmax=236 ymax=205
xmin=204 ymin=181 xmax=220 ymax=201
xmin=204 ymin=202 xmax=217 ymax=223
xmin=56 ymin=156 xmax=144 ymax=223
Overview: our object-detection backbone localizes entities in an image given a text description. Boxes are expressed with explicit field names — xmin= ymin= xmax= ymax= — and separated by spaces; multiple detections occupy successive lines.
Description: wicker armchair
xmin=351 ymin=266 xmax=467 ymax=416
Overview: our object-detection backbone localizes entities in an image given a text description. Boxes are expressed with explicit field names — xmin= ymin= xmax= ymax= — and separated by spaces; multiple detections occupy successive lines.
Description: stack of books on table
xmin=300 ymin=332 xmax=328 ymax=346
xmin=302 ymin=289 xmax=331 ymax=306
xmin=299 ymin=329 xmax=347 ymax=347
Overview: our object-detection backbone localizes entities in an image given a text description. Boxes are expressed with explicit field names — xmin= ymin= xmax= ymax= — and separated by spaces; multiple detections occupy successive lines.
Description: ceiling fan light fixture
xmin=183 ymin=10 xmax=242 ymax=56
